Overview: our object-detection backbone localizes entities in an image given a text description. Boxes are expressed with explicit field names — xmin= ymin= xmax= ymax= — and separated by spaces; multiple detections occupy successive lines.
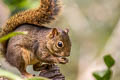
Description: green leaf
xmin=93 ymin=69 xmax=112 ymax=80
xmin=104 ymin=54 xmax=115 ymax=69
xmin=3 ymin=0 xmax=39 ymax=14
xmin=93 ymin=73 xmax=102 ymax=80
xmin=102 ymin=69 xmax=112 ymax=80
xmin=3 ymin=0 xmax=26 ymax=5
xmin=0 ymin=31 xmax=28 ymax=42
xmin=93 ymin=70 xmax=106 ymax=80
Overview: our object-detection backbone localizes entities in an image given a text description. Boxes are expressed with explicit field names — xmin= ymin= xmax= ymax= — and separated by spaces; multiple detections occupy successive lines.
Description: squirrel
xmin=0 ymin=0 xmax=71 ymax=78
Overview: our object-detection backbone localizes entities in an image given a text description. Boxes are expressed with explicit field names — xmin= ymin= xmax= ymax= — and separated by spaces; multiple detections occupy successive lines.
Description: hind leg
xmin=6 ymin=45 xmax=33 ymax=78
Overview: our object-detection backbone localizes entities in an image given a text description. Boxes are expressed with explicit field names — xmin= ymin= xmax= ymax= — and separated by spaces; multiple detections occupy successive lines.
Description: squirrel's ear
xmin=48 ymin=28 xmax=59 ymax=38
xmin=64 ymin=28 xmax=69 ymax=34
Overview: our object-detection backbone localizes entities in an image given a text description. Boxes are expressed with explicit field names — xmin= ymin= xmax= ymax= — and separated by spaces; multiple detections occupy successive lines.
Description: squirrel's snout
xmin=59 ymin=52 xmax=70 ymax=57
xmin=63 ymin=52 xmax=70 ymax=57
xmin=65 ymin=53 xmax=70 ymax=57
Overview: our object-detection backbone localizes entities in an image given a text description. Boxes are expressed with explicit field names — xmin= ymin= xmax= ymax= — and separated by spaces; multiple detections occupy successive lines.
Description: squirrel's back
xmin=0 ymin=0 xmax=61 ymax=37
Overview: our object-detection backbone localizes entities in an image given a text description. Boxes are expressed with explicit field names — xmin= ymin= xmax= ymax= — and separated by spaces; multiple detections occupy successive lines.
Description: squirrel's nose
xmin=66 ymin=54 xmax=70 ymax=57
xmin=61 ymin=52 xmax=70 ymax=57
xmin=64 ymin=52 xmax=70 ymax=57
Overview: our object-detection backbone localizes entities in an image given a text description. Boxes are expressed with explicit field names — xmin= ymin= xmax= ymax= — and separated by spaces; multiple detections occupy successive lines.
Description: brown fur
xmin=6 ymin=24 xmax=71 ymax=77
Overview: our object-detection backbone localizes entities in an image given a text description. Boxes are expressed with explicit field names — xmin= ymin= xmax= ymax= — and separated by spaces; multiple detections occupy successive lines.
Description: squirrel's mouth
xmin=52 ymin=53 xmax=69 ymax=64
xmin=56 ymin=57 xmax=69 ymax=64
xmin=59 ymin=57 xmax=69 ymax=64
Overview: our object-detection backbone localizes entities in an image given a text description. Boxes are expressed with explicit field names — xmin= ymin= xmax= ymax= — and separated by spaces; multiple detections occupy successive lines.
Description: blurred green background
xmin=0 ymin=0 xmax=120 ymax=80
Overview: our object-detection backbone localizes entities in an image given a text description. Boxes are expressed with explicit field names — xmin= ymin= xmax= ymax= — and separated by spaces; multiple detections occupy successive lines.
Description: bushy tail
xmin=0 ymin=0 xmax=61 ymax=37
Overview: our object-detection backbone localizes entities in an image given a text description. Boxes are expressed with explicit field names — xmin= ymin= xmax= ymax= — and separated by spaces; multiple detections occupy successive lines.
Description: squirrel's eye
xmin=57 ymin=41 xmax=64 ymax=48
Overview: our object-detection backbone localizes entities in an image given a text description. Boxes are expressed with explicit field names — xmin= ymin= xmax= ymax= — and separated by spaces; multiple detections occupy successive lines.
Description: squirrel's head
xmin=46 ymin=28 xmax=71 ymax=64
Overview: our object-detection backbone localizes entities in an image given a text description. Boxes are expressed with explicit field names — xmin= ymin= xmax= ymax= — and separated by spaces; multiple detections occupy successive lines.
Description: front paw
xmin=58 ymin=57 xmax=69 ymax=64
